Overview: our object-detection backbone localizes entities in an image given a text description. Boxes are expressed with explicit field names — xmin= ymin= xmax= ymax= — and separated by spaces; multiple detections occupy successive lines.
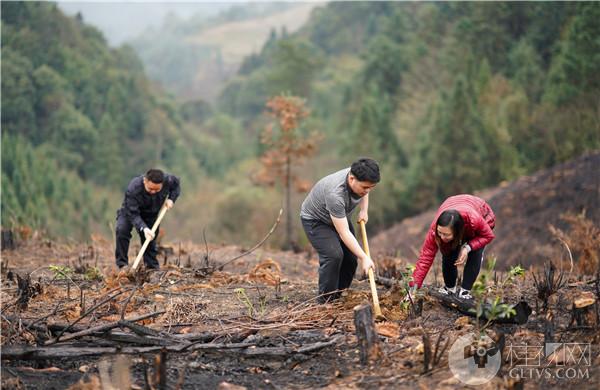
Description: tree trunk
xmin=284 ymin=155 xmax=292 ymax=250
xmin=353 ymin=304 xmax=381 ymax=365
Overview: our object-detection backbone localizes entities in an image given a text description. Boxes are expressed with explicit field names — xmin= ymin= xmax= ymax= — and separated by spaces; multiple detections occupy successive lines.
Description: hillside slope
xmin=372 ymin=151 xmax=600 ymax=269
xmin=130 ymin=3 xmax=319 ymax=102
xmin=0 ymin=2 xmax=206 ymax=238
xmin=218 ymin=2 xmax=600 ymax=232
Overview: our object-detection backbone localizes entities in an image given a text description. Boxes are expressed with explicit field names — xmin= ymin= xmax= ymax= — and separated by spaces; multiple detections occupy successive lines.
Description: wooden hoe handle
xmin=359 ymin=220 xmax=383 ymax=317
xmin=131 ymin=201 xmax=169 ymax=272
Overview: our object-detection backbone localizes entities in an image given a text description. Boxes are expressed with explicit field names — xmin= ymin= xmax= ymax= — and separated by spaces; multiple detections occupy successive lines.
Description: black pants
xmin=442 ymin=247 xmax=485 ymax=290
xmin=115 ymin=211 xmax=160 ymax=269
xmin=301 ymin=218 xmax=358 ymax=303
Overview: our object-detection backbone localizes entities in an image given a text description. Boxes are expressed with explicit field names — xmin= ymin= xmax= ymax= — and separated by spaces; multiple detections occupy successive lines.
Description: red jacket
xmin=411 ymin=194 xmax=495 ymax=288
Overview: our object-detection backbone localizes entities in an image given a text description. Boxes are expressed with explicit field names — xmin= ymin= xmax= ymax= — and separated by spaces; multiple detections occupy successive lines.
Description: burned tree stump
xmin=158 ymin=245 xmax=174 ymax=266
xmin=410 ymin=298 xmax=423 ymax=318
xmin=571 ymin=293 xmax=597 ymax=327
xmin=422 ymin=331 xmax=432 ymax=373
xmin=544 ymin=312 xmax=554 ymax=344
xmin=1 ymin=229 xmax=15 ymax=250
xmin=353 ymin=304 xmax=381 ymax=365
xmin=15 ymin=273 xmax=42 ymax=310
xmin=155 ymin=349 xmax=168 ymax=390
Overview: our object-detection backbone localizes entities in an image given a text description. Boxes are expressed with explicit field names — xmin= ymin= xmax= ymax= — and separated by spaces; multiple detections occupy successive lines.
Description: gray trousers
xmin=301 ymin=218 xmax=357 ymax=303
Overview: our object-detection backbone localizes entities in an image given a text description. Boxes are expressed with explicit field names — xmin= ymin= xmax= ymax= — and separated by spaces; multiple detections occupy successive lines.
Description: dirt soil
xmin=2 ymin=229 xmax=600 ymax=389
xmin=371 ymin=151 xmax=600 ymax=270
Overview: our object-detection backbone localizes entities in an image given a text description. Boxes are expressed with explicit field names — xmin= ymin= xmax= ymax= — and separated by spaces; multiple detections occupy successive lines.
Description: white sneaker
xmin=458 ymin=288 xmax=473 ymax=300
xmin=438 ymin=285 xmax=457 ymax=295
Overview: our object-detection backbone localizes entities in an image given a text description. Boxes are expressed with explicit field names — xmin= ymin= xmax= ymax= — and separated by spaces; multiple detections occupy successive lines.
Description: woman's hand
xmin=454 ymin=246 xmax=469 ymax=266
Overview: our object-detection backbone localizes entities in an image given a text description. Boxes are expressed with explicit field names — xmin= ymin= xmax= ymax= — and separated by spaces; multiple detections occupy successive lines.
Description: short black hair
xmin=145 ymin=169 xmax=165 ymax=184
xmin=350 ymin=158 xmax=380 ymax=183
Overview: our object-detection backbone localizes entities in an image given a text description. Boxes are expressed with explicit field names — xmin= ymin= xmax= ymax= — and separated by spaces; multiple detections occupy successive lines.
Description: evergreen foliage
xmin=2 ymin=1 xmax=599 ymax=243
xmin=218 ymin=2 xmax=600 ymax=230
xmin=1 ymin=2 xmax=206 ymax=238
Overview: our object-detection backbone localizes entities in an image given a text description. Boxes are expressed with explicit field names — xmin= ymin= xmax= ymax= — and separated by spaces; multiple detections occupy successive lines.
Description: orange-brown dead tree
xmin=255 ymin=95 xmax=321 ymax=250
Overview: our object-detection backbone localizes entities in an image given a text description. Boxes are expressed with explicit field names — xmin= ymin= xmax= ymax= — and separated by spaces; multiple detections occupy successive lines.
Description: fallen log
xmin=428 ymin=289 xmax=532 ymax=325
xmin=177 ymin=342 xmax=255 ymax=352
xmin=101 ymin=332 xmax=175 ymax=347
xmin=232 ymin=336 xmax=343 ymax=358
xmin=44 ymin=322 xmax=120 ymax=345
xmin=47 ymin=311 xmax=164 ymax=334
xmin=1 ymin=345 xmax=165 ymax=360
xmin=238 ymin=346 xmax=293 ymax=357
xmin=296 ymin=336 xmax=342 ymax=354
xmin=2 ymin=337 xmax=343 ymax=361
xmin=171 ymin=332 xmax=216 ymax=343
xmin=1 ymin=316 xmax=52 ymax=334
xmin=375 ymin=275 xmax=399 ymax=288
xmin=44 ymin=311 xmax=166 ymax=345
xmin=119 ymin=320 xmax=160 ymax=338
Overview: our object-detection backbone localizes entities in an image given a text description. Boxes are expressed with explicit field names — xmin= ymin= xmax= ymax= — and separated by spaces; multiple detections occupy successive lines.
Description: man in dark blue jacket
xmin=115 ymin=169 xmax=180 ymax=269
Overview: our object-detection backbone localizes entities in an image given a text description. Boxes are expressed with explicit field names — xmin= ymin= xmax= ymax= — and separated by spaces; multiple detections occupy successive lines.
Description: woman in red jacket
xmin=410 ymin=194 xmax=495 ymax=299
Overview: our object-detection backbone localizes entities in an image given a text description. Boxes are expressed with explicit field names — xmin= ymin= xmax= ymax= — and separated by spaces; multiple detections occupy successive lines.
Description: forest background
xmin=2 ymin=1 xmax=599 ymax=249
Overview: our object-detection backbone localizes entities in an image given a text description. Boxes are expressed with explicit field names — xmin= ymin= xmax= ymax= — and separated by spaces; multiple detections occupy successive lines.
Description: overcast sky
xmin=57 ymin=2 xmax=236 ymax=46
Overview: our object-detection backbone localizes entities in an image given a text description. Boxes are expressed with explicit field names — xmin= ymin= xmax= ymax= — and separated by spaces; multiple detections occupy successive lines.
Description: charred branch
xmin=428 ymin=289 xmax=532 ymax=325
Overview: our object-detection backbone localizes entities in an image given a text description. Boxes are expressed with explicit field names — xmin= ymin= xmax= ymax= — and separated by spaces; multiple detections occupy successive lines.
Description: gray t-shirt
xmin=300 ymin=168 xmax=362 ymax=225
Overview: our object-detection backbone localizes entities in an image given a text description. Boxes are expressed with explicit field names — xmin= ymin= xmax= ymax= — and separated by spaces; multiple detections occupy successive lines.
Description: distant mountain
xmin=57 ymin=2 xmax=232 ymax=46
xmin=128 ymin=2 xmax=321 ymax=102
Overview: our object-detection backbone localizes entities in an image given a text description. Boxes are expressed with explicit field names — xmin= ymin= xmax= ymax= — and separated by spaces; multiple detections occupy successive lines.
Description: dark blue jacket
xmin=118 ymin=174 xmax=180 ymax=232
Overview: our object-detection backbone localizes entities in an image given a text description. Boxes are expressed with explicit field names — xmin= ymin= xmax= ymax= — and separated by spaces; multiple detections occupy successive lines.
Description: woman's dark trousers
xmin=442 ymin=247 xmax=485 ymax=290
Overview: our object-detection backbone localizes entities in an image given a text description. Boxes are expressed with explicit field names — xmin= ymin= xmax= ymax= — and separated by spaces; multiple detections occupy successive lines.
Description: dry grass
xmin=549 ymin=211 xmax=600 ymax=274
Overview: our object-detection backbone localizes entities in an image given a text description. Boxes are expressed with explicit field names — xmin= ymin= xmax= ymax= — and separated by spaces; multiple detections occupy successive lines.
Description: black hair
xmin=350 ymin=157 xmax=380 ymax=183
xmin=435 ymin=209 xmax=464 ymax=250
xmin=145 ymin=169 xmax=165 ymax=184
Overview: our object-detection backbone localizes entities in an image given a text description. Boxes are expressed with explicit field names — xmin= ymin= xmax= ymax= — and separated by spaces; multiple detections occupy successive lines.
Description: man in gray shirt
xmin=300 ymin=158 xmax=380 ymax=303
